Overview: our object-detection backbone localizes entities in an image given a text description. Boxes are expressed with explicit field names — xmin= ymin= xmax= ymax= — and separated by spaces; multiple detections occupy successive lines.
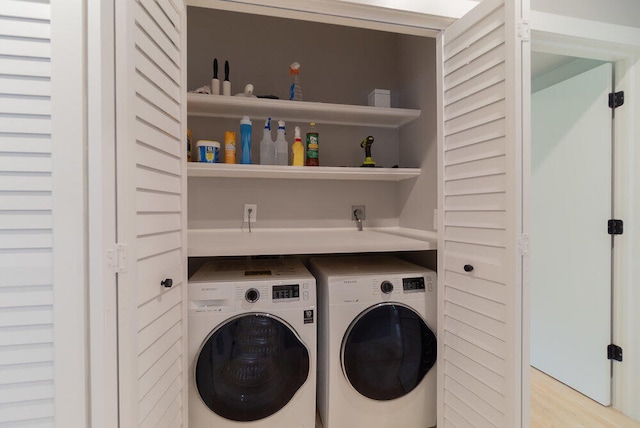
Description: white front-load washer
xmin=188 ymin=258 xmax=316 ymax=428
xmin=309 ymin=255 xmax=437 ymax=428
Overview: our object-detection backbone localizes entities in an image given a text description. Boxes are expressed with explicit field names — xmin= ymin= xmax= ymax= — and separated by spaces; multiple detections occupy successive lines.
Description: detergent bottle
xmin=240 ymin=116 xmax=252 ymax=164
xmin=291 ymin=126 xmax=304 ymax=166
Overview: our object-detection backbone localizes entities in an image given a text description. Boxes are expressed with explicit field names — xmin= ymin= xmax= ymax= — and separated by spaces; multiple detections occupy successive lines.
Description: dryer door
xmin=195 ymin=313 xmax=310 ymax=421
xmin=341 ymin=303 xmax=436 ymax=401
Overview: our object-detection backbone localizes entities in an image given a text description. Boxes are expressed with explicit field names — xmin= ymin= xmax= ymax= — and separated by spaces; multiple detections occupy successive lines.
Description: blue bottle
xmin=240 ymin=116 xmax=252 ymax=164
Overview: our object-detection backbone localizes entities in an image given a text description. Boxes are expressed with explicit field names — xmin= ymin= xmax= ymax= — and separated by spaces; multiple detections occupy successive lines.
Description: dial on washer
xmin=380 ymin=280 xmax=394 ymax=294
xmin=245 ymin=288 xmax=260 ymax=303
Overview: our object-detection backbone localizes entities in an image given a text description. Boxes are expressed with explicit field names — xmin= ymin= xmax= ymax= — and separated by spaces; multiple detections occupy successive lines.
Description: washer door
xmin=341 ymin=303 xmax=436 ymax=401
xmin=195 ymin=313 xmax=310 ymax=421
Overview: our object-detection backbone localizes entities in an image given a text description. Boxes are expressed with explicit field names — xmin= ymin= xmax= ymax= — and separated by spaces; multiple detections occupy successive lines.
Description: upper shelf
xmin=187 ymin=163 xmax=421 ymax=181
xmin=187 ymin=93 xmax=421 ymax=128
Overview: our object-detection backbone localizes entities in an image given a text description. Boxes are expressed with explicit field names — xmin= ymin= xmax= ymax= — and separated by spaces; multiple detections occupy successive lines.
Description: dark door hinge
xmin=609 ymin=91 xmax=624 ymax=109
xmin=608 ymin=344 xmax=623 ymax=362
xmin=608 ymin=219 xmax=623 ymax=235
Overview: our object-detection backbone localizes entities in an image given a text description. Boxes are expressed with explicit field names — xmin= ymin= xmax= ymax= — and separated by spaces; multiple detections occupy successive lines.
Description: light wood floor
xmin=315 ymin=368 xmax=640 ymax=427
xmin=531 ymin=367 xmax=640 ymax=428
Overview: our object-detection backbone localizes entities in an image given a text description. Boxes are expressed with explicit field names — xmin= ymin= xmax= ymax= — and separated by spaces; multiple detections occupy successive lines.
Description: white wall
xmin=335 ymin=0 xmax=477 ymax=18
xmin=334 ymin=0 xmax=640 ymax=31
xmin=615 ymin=53 xmax=640 ymax=423
xmin=531 ymin=0 xmax=640 ymax=29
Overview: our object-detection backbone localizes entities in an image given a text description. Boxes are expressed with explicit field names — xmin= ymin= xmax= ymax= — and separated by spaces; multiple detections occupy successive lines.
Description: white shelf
xmin=187 ymin=227 xmax=437 ymax=257
xmin=187 ymin=93 xmax=421 ymax=128
xmin=187 ymin=163 xmax=421 ymax=181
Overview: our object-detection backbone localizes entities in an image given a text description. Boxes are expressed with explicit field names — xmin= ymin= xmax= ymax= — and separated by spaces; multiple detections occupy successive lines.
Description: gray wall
xmin=187 ymin=8 xmax=437 ymax=231
xmin=398 ymin=35 xmax=437 ymax=231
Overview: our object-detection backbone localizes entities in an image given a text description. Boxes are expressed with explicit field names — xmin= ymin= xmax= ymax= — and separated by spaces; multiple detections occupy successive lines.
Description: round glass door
xmin=195 ymin=313 xmax=310 ymax=421
xmin=341 ymin=303 xmax=436 ymax=401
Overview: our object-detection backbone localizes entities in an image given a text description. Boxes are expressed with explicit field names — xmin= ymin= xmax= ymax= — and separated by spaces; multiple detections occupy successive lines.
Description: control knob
xmin=245 ymin=288 xmax=260 ymax=303
xmin=380 ymin=280 xmax=394 ymax=294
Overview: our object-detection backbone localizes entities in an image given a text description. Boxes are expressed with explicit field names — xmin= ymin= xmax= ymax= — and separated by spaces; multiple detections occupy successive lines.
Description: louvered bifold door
xmin=115 ymin=0 xmax=187 ymax=427
xmin=0 ymin=2 xmax=54 ymax=426
xmin=437 ymin=0 xmax=530 ymax=426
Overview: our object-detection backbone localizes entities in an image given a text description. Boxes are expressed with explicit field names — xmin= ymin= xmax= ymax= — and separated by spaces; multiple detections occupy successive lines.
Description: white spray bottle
xmin=259 ymin=117 xmax=275 ymax=165
xmin=274 ymin=120 xmax=289 ymax=166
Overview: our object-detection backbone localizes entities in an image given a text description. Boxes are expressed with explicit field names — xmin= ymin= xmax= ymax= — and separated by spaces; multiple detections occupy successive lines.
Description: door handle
xmin=463 ymin=264 xmax=474 ymax=272
xmin=161 ymin=278 xmax=173 ymax=288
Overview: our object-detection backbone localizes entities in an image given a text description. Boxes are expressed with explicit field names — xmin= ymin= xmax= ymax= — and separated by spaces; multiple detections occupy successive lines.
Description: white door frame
xmin=87 ymin=0 xmax=119 ymax=427
xmin=51 ymin=0 xmax=89 ymax=426
xmin=531 ymin=11 xmax=640 ymax=421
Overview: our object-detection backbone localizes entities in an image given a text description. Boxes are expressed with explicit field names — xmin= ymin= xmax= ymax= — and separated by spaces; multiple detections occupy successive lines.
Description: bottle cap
xmin=295 ymin=126 xmax=301 ymax=139
xmin=264 ymin=117 xmax=271 ymax=130
xmin=196 ymin=140 xmax=220 ymax=148
xmin=240 ymin=116 xmax=251 ymax=125
xmin=278 ymin=120 xmax=285 ymax=129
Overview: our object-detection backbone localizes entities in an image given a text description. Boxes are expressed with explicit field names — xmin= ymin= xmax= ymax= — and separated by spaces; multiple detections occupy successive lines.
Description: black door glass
xmin=195 ymin=313 xmax=310 ymax=421
xmin=342 ymin=304 xmax=436 ymax=401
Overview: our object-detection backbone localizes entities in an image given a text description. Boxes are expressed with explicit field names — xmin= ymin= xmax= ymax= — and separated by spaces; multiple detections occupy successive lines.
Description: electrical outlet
xmin=351 ymin=205 xmax=366 ymax=221
xmin=244 ymin=204 xmax=257 ymax=223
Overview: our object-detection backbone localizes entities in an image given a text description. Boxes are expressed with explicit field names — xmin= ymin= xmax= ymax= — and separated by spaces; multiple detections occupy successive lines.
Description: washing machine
xmin=309 ymin=255 xmax=437 ymax=428
xmin=188 ymin=258 xmax=316 ymax=428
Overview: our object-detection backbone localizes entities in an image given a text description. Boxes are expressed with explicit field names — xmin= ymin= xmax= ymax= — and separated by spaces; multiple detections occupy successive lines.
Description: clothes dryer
xmin=309 ymin=255 xmax=437 ymax=428
xmin=188 ymin=258 xmax=316 ymax=428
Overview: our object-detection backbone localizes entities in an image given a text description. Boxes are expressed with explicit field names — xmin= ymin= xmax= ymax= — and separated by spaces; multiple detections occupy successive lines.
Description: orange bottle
xmin=224 ymin=131 xmax=236 ymax=164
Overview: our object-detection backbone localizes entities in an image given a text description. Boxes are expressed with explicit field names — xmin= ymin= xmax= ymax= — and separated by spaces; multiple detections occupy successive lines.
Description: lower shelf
xmin=188 ymin=227 xmax=437 ymax=257
xmin=187 ymin=163 xmax=421 ymax=181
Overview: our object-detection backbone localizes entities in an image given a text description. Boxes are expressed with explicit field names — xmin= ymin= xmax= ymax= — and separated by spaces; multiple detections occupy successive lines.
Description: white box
xmin=368 ymin=89 xmax=390 ymax=108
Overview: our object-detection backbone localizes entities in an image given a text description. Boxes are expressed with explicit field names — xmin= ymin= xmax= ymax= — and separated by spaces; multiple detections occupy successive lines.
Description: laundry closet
xmin=111 ymin=0 xmax=529 ymax=427
xmin=185 ymin=7 xmax=439 ymax=256
xmin=184 ymin=7 xmax=440 ymax=428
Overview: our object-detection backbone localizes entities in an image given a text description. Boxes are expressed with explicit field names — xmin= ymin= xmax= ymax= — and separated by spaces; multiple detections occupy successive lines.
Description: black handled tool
xmin=360 ymin=136 xmax=376 ymax=167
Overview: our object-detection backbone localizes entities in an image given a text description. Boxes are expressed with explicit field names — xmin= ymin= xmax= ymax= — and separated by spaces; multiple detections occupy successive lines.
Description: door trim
xmin=86 ymin=0 xmax=119 ymax=426
xmin=51 ymin=1 xmax=90 ymax=426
